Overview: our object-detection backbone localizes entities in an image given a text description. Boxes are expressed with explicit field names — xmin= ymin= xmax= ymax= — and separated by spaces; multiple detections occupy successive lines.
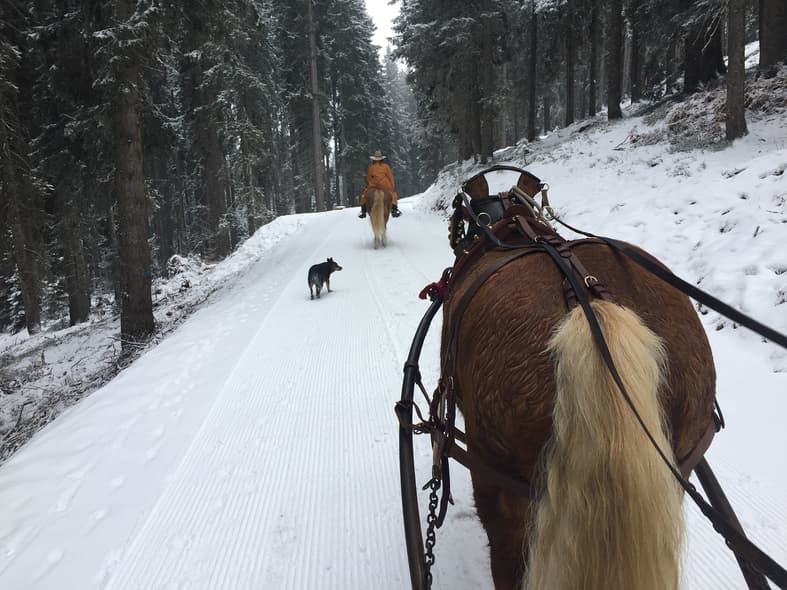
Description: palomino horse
xmin=441 ymin=169 xmax=717 ymax=590
xmin=367 ymin=188 xmax=392 ymax=249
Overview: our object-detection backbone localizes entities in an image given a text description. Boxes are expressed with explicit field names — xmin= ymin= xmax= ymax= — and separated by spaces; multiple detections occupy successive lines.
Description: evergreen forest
xmin=1 ymin=0 xmax=785 ymax=345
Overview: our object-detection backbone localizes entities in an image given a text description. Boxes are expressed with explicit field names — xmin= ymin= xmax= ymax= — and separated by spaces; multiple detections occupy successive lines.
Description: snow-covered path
xmin=1 ymin=153 xmax=786 ymax=588
xmin=0 ymin=204 xmax=457 ymax=589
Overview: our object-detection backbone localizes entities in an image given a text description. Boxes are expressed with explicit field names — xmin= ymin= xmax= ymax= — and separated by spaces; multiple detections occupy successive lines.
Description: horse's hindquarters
xmin=527 ymin=301 xmax=683 ymax=590
xmin=442 ymin=242 xmax=716 ymax=590
xmin=368 ymin=188 xmax=392 ymax=248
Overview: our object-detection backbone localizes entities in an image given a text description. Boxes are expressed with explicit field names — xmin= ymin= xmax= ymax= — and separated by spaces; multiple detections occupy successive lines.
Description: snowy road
xmin=0 ymin=203 xmax=458 ymax=589
xmin=1 ymin=192 xmax=785 ymax=589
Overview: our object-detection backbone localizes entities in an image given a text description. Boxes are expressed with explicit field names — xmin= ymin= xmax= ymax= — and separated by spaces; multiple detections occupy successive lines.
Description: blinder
xmin=450 ymin=165 xmax=550 ymax=256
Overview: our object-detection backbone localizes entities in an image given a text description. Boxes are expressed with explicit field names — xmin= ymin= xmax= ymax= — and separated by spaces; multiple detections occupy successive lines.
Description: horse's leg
xmin=473 ymin=480 xmax=529 ymax=590
xmin=382 ymin=196 xmax=391 ymax=247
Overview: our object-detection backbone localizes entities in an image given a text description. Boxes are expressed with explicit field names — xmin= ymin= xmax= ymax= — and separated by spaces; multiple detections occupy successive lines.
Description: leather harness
xmin=399 ymin=168 xmax=787 ymax=589
xmin=425 ymin=183 xmax=718 ymax=506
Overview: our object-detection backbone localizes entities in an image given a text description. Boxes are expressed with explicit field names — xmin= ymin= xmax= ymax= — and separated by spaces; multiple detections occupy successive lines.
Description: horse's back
xmin=369 ymin=187 xmax=392 ymax=207
xmin=444 ymin=240 xmax=716 ymax=469
xmin=563 ymin=241 xmax=716 ymax=456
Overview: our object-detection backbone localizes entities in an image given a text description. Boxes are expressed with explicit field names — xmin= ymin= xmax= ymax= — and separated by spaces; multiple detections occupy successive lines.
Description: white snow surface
xmin=1 ymin=90 xmax=787 ymax=588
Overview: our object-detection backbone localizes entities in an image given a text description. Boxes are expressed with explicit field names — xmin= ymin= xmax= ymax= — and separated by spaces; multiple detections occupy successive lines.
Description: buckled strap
xmin=677 ymin=419 xmax=717 ymax=479
xmin=446 ymin=437 xmax=534 ymax=499
xmin=443 ymin=248 xmax=542 ymax=370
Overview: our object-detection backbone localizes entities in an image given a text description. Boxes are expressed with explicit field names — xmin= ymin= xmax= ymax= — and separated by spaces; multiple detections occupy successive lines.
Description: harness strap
xmin=512 ymin=216 xmax=613 ymax=302
xmin=551 ymin=218 xmax=787 ymax=351
xmin=445 ymin=436 xmax=533 ymax=498
xmin=443 ymin=247 xmax=543 ymax=370
xmin=677 ymin=418 xmax=717 ymax=478
xmin=536 ymin=236 xmax=787 ymax=589
xmin=395 ymin=406 xmax=536 ymax=501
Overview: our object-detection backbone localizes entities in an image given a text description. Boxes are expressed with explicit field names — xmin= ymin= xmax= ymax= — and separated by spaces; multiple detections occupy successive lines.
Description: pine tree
xmin=726 ymin=0 xmax=747 ymax=140
xmin=759 ymin=0 xmax=787 ymax=74
xmin=606 ymin=0 xmax=624 ymax=119
xmin=0 ymin=4 xmax=45 ymax=334
xmin=396 ymin=0 xmax=518 ymax=162
xmin=275 ymin=0 xmax=321 ymax=212
xmin=90 ymin=0 xmax=156 ymax=344
xmin=33 ymin=1 xmax=95 ymax=325
xmin=682 ymin=1 xmax=726 ymax=93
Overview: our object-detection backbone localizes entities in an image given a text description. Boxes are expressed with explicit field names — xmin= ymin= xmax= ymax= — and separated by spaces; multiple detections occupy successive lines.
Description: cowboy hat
xmin=370 ymin=149 xmax=386 ymax=161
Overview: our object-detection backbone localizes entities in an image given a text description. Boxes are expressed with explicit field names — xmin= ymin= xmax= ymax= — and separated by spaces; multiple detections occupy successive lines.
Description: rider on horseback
xmin=358 ymin=149 xmax=401 ymax=218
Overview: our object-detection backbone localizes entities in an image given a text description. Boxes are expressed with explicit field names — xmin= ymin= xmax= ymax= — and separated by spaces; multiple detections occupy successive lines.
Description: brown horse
xmin=441 ymin=171 xmax=717 ymax=590
xmin=367 ymin=188 xmax=392 ymax=249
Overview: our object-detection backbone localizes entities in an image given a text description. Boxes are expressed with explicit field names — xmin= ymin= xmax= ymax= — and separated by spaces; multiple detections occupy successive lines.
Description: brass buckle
xmin=584 ymin=275 xmax=599 ymax=287
xmin=477 ymin=211 xmax=492 ymax=227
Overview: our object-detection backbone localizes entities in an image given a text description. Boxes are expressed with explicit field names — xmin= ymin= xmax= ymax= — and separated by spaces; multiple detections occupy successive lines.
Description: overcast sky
xmin=364 ymin=0 xmax=400 ymax=53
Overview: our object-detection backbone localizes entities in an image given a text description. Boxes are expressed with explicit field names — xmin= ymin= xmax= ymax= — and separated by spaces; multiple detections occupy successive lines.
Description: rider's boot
xmin=358 ymin=205 xmax=367 ymax=218
xmin=391 ymin=204 xmax=401 ymax=217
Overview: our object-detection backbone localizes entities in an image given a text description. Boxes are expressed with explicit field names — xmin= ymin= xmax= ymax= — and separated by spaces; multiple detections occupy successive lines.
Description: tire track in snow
xmin=103 ymin=214 xmax=346 ymax=588
xmin=104 ymin=211 xmax=409 ymax=589
xmin=683 ymin=456 xmax=787 ymax=589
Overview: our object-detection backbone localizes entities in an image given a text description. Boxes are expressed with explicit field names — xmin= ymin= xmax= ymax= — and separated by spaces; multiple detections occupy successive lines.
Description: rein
xmin=536 ymin=232 xmax=786 ymax=589
xmin=397 ymin=166 xmax=787 ymax=590
xmin=553 ymin=216 xmax=787 ymax=349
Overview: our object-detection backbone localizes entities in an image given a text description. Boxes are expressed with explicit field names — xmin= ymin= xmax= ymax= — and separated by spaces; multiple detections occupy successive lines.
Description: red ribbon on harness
xmin=419 ymin=280 xmax=449 ymax=301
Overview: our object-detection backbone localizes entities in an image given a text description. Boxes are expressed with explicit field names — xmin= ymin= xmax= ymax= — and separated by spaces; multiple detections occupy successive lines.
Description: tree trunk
xmin=565 ymin=0 xmax=575 ymax=126
xmin=175 ymin=149 xmax=187 ymax=254
xmin=666 ymin=34 xmax=681 ymax=92
xmin=629 ymin=19 xmax=641 ymax=102
xmin=543 ymin=95 xmax=551 ymax=132
xmin=479 ymin=26 xmax=494 ymax=162
xmin=726 ymin=0 xmax=748 ymax=140
xmin=527 ymin=0 xmax=538 ymax=141
xmin=472 ymin=96 xmax=483 ymax=162
xmin=113 ymin=0 xmax=154 ymax=345
xmin=588 ymin=0 xmax=599 ymax=117
xmin=606 ymin=0 xmax=624 ymax=119
xmin=331 ymin=80 xmax=342 ymax=206
xmin=307 ymin=0 xmax=325 ymax=211
xmin=458 ymin=85 xmax=475 ymax=161
xmin=684 ymin=13 xmax=726 ymax=93
xmin=154 ymin=156 xmax=174 ymax=272
xmin=223 ymin=153 xmax=237 ymax=250
xmin=203 ymin=120 xmax=230 ymax=258
xmin=106 ymin=202 xmax=122 ymax=306
xmin=480 ymin=100 xmax=494 ymax=162
xmin=759 ymin=0 xmax=787 ymax=73
xmin=0 ymin=73 xmax=42 ymax=334
xmin=280 ymin=124 xmax=296 ymax=214
xmin=56 ymin=186 xmax=91 ymax=325
xmin=5 ymin=169 xmax=42 ymax=334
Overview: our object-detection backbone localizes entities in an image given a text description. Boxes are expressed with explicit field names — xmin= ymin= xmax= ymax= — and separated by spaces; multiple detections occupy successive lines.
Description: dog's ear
xmin=327 ymin=257 xmax=333 ymax=262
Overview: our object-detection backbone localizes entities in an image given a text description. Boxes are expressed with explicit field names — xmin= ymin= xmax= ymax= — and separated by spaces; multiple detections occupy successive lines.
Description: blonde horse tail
xmin=369 ymin=189 xmax=386 ymax=248
xmin=525 ymin=300 xmax=683 ymax=590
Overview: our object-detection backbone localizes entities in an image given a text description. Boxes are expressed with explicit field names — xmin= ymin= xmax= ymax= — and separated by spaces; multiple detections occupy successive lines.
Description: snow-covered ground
xmin=1 ymin=70 xmax=786 ymax=588
xmin=0 ymin=217 xmax=306 ymax=460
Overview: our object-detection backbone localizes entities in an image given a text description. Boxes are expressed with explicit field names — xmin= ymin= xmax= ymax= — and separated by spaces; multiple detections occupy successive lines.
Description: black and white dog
xmin=308 ymin=257 xmax=343 ymax=300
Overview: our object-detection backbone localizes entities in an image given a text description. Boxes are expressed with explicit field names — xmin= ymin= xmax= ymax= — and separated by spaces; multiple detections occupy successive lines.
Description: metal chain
xmin=423 ymin=474 xmax=441 ymax=589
